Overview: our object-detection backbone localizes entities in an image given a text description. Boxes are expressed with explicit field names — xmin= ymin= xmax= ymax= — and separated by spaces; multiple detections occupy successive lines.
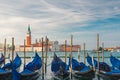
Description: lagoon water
xmin=5 ymin=51 xmax=120 ymax=80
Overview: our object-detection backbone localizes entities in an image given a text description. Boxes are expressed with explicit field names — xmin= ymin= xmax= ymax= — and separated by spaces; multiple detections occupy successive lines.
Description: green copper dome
xmin=28 ymin=24 xmax=31 ymax=32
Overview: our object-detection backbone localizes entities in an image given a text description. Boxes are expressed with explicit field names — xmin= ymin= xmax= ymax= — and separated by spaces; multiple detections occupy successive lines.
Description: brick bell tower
xmin=26 ymin=24 xmax=31 ymax=46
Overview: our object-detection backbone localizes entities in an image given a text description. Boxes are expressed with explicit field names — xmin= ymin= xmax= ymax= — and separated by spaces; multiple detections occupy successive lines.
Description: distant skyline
xmin=0 ymin=0 xmax=120 ymax=50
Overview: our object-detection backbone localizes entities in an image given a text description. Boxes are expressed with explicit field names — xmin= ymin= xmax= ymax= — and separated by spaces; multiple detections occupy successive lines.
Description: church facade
xmin=19 ymin=25 xmax=60 ymax=52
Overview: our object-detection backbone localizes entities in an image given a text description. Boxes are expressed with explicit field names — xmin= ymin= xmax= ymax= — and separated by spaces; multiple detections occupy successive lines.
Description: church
xmin=19 ymin=25 xmax=60 ymax=52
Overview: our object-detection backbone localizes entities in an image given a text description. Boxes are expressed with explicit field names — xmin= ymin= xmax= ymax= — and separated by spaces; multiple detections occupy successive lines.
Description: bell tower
xmin=26 ymin=24 xmax=31 ymax=46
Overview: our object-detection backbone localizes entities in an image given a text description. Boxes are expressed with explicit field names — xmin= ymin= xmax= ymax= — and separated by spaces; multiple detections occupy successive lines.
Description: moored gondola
xmin=100 ymin=55 xmax=120 ymax=79
xmin=87 ymin=54 xmax=120 ymax=80
xmin=12 ymin=52 xmax=42 ymax=80
xmin=0 ymin=53 xmax=5 ymax=66
xmin=67 ymin=57 xmax=95 ymax=79
xmin=110 ymin=55 xmax=120 ymax=70
xmin=0 ymin=54 xmax=21 ymax=80
xmin=99 ymin=69 xmax=120 ymax=80
xmin=51 ymin=53 xmax=70 ymax=80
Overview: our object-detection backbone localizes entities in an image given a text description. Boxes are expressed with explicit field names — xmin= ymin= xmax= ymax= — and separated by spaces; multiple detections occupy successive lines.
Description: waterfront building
xmin=19 ymin=25 xmax=60 ymax=52
xmin=59 ymin=44 xmax=81 ymax=52
xmin=104 ymin=47 xmax=115 ymax=52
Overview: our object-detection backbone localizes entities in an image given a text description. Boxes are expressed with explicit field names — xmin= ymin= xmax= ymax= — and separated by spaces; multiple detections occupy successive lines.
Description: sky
xmin=0 ymin=0 xmax=120 ymax=50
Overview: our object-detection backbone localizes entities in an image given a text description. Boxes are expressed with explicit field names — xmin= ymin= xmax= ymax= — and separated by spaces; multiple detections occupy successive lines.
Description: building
xmin=114 ymin=46 xmax=120 ymax=52
xmin=0 ymin=43 xmax=3 ymax=52
xmin=26 ymin=25 xmax=31 ymax=46
xmin=104 ymin=47 xmax=115 ymax=52
xmin=19 ymin=25 xmax=60 ymax=52
xmin=60 ymin=44 xmax=81 ymax=52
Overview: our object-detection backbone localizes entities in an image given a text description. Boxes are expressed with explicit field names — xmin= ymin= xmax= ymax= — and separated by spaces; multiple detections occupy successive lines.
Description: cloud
xmin=0 ymin=0 xmax=120 ymax=49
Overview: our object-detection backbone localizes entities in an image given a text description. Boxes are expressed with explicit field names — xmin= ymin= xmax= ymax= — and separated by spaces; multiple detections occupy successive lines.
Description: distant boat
xmin=0 ymin=54 xmax=21 ymax=80
xmin=51 ymin=53 xmax=70 ymax=80
xmin=12 ymin=52 xmax=42 ymax=80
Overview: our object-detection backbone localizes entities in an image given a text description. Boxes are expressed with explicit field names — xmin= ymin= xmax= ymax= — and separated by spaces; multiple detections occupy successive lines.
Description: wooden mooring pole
xmin=102 ymin=42 xmax=104 ymax=62
xmin=78 ymin=47 xmax=80 ymax=60
xmin=4 ymin=38 xmax=6 ymax=65
xmin=45 ymin=36 xmax=48 ymax=74
xmin=96 ymin=33 xmax=100 ymax=72
xmin=24 ymin=39 xmax=26 ymax=67
xmin=70 ymin=34 xmax=73 ymax=80
xmin=42 ymin=37 xmax=44 ymax=79
xmin=83 ymin=43 xmax=86 ymax=64
xmin=12 ymin=37 xmax=14 ymax=62
xmin=64 ymin=40 xmax=67 ymax=63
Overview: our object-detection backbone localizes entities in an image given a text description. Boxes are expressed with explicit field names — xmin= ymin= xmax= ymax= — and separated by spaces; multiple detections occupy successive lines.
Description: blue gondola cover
xmin=110 ymin=55 xmax=120 ymax=70
xmin=25 ymin=52 xmax=42 ymax=71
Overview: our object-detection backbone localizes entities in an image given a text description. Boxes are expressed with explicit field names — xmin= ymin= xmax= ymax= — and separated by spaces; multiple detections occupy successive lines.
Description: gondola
xmin=0 ymin=54 xmax=21 ymax=80
xmin=67 ymin=57 xmax=95 ymax=79
xmin=99 ymin=69 xmax=120 ymax=80
xmin=86 ymin=54 xmax=111 ymax=72
xmin=12 ymin=52 xmax=42 ymax=80
xmin=0 ymin=53 xmax=5 ymax=66
xmin=110 ymin=55 xmax=120 ymax=70
xmin=51 ymin=53 xmax=69 ymax=80
xmin=86 ymin=54 xmax=120 ymax=80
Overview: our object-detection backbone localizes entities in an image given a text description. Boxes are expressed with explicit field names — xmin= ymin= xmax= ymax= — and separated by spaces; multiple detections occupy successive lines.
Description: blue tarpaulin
xmin=110 ymin=55 xmax=120 ymax=70
xmin=25 ymin=52 xmax=42 ymax=71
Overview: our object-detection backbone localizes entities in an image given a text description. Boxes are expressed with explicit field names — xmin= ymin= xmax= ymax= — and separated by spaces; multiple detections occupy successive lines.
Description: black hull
xmin=20 ymin=70 xmax=41 ymax=80
xmin=53 ymin=72 xmax=70 ymax=80
xmin=98 ymin=70 xmax=120 ymax=80
xmin=53 ymin=76 xmax=70 ymax=80
xmin=72 ymin=69 xmax=95 ymax=79
xmin=0 ymin=71 xmax=11 ymax=80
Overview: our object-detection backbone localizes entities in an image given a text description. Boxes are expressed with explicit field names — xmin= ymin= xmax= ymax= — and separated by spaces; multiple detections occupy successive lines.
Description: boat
xmin=110 ymin=55 xmax=120 ymax=70
xmin=12 ymin=52 xmax=42 ymax=80
xmin=67 ymin=57 xmax=95 ymax=79
xmin=99 ymin=69 xmax=120 ymax=80
xmin=86 ymin=54 xmax=120 ymax=80
xmin=86 ymin=54 xmax=111 ymax=71
xmin=0 ymin=54 xmax=21 ymax=80
xmin=51 ymin=53 xmax=69 ymax=80
xmin=0 ymin=53 xmax=5 ymax=66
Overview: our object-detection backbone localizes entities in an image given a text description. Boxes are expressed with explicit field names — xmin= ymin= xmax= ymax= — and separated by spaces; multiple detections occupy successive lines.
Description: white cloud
xmin=0 ymin=0 xmax=120 ymax=49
